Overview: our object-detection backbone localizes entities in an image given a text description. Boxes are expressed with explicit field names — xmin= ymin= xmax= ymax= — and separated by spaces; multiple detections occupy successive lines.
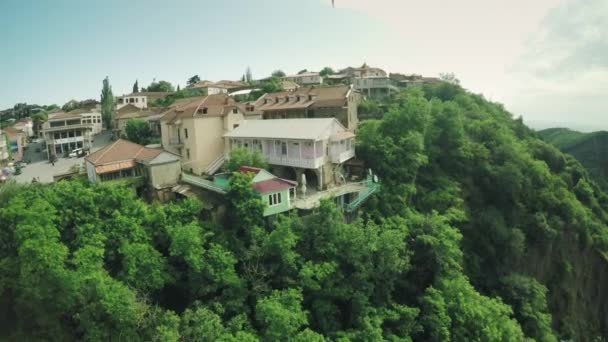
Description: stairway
xmin=344 ymin=179 xmax=380 ymax=212
xmin=204 ymin=155 xmax=225 ymax=175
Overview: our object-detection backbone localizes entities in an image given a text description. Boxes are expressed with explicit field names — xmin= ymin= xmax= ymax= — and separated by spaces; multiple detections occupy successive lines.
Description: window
xmin=186 ymin=148 xmax=190 ymax=159
xmin=308 ymin=95 xmax=312 ymax=101
xmin=54 ymin=133 xmax=60 ymax=140
xmin=76 ymin=130 xmax=82 ymax=136
xmin=281 ymin=142 xmax=287 ymax=155
xmin=233 ymin=124 xmax=239 ymax=129
xmin=232 ymin=108 xmax=238 ymax=114
xmin=184 ymin=128 xmax=188 ymax=139
xmin=268 ymin=192 xmax=282 ymax=206
xmin=202 ymin=107 xmax=208 ymax=114
xmin=142 ymin=98 xmax=145 ymax=103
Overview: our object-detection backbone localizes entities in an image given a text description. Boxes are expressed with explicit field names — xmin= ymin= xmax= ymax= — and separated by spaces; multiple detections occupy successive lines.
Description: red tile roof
xmin=253 ymin=178 xmax=297 ymax=193
xmin=238 ymin=166 xmax=263 ymax=174
xmin=85 ymin=139 xmax=162 ymax=165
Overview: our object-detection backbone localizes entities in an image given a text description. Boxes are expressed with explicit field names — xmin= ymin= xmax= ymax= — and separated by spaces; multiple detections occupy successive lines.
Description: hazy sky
xmin=1 ymin=0 xmax=606 ymax=130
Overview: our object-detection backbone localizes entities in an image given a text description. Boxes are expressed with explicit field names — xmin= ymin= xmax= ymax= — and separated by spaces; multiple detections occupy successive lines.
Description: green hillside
xmin=2 ymin=83 xmax=608 ymax=340
xmin=539 ymin=128 xmax=608 ymax=187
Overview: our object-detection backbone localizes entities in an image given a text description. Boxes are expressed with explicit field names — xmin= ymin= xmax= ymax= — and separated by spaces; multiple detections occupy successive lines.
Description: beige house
xmin=224 ymin=118 xmax=355 ymax=191
xmin=341 ymin=63 xmax=398 ymax=99
xmin=249 ymin=85 xmax=360 ymax=131
xmin=0 ymin=131 xmax=9 ymax=166
xmin=189 ymin=80 xmax=248 ymax=95
xmin=85 ymin=139 xmax=181 ymax=201
xmin=160 ymin=94 xmax=258 ymax=176
xmin=116 ymin=92 xmax=172 ymax=110
xmin=283 ymin=72 xmax=323 ymax=86
xmin=282 ymin=80 xmax=301 ymax=92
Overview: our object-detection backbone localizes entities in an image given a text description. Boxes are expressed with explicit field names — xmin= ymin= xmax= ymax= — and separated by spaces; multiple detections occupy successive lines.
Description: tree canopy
xmin=145 ymin=80 xmax=175 ymax=92
xmin=100 ymin=76 xmax=114 ymax=129
xmin=125 ymin=119 xmax=153 ymax=145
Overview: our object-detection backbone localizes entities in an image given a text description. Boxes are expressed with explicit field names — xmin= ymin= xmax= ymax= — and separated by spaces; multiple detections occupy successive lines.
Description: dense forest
xmin=539 ymin=127 xmax=608 ymax=189
xmin=2 ymin=84 xmax=608 ymax=341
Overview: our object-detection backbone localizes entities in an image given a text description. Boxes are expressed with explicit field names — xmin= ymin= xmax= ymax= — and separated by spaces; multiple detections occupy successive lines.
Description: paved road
xmin=11 ymin=130 xmax=113 ymax=184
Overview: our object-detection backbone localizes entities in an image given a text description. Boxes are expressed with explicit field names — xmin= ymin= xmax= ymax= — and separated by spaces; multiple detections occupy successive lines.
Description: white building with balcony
xmin=41 ymin=109 xmax=102 ymax=159
xmin=224 ymin=118 xmax=355 ymax=190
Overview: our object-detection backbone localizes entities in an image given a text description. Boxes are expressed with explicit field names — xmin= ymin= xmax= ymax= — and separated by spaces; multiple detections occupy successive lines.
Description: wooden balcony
xmin=330 ymin=149 xmax=355 ymax=164
xmin=265 ymin=155 xmax=325 ymax=169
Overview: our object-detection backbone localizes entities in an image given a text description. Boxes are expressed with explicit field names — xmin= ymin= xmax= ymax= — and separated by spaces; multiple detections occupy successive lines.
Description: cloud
xmin=515 ymin=0 xmax=608 ymax=80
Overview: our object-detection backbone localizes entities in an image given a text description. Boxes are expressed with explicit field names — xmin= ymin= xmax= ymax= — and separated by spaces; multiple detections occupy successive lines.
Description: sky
xmin=0 ymin=0 xmax=606 ymax=130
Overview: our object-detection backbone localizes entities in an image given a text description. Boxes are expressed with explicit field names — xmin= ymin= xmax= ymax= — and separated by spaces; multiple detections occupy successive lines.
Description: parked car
xmin=68 ymin=148 xmax=85 ymax=158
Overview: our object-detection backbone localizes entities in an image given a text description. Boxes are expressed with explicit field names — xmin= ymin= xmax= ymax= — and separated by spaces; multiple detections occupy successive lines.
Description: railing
xmin=205 ymin=155 xmax=225 ymax=175
xmin=344 ymin=177 xmax=381 ymax=212
xmin=330 ymin=149 xmax=355 ymax=164
xmin=182 ymin=173 xmax=227 ymax=194
xmin=264 ymin=155 xmax=324 ymax=169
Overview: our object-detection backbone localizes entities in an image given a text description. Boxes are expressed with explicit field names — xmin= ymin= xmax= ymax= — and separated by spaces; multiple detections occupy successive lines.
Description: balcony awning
xmin=95 ymin=160 xmax=136 ymax=174
xmin=330 ymin=131 xmax=355 ymax=141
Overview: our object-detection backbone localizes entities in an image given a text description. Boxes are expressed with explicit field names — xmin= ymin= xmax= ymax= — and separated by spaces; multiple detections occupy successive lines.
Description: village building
xmin=181 ymin=166 xmax=297 ymax=216
xmin=1 ymin=131 xmax=13 ymax=165
xmin=282 ymin=72 xmax=323 ymax=86
xmin=85 ymin=139 xmax=181 ymax=201
xmin=340 ymin=63 xmax=398 ymax=99
xmin=389 ymin=73 xmax=443 ymax=88
xmin=282 ymin=80 xmax=301 ymax=92
xmin=112 ymin=104 xmax=164 ymax=137
xmin=159 ymin=94 xmax=258 ymax=176
xmin=116 ymin=92 xmax=173 ymax=110
xmin=249 ymin=85 xmax=360 ymax=131
xmin=41 ymin=109 xmax=102 ymax=159
xmin=12 ymin=118 xmax=34 ymax=137
xmin=224 ymin=118 xmax=355 ymax=191
xmin=1 ymin=128 xmax=27 ymax=162
xmin=189 ymin=80 xmax=248 ymax=95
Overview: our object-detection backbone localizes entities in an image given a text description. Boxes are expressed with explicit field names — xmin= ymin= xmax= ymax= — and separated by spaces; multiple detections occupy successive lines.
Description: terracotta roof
xmin=160 ymin=94 xmax=243 ymax=123
xmin=95 ymin=160 xmax=137 ymax=174
xmin=1 ymin=127 xmax=24 ymax=138
xmin=254 ymin=85 xmax=350 ymax=111
xmin=49 ymin=111 xmax=86 ymax=120
xmin=85 ymin=139 xmax=162 ymax=166
xmin=253 ymin=178 xmax=297 ymax=193
xmin=116 ymin=104 xmax=141 ymax=116
xmin=115 ymin=105 xmax=162 ymax=120
xmin=284 ymin=72 xmax=321 ymax=78
xmin=238 ymin=166 xmax=263 ymax=174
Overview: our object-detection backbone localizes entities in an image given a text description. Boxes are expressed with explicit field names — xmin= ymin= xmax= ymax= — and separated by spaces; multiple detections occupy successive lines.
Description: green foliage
xmin=224 ymin=147 xmax=268 ymax=172
xmin=187 ymin=74 xmax=201 ymax=86
xmin=125 ymin=118 xmax=153 ymax=145
xmin=539 ymin=127 xmax=608 ymax=188
xmin=3 ymin=81 xmax=608 ymax=341
xmin=145 ymin=80 xmax=175 ymax=92
xmin=319 ymin=67 xmax=334 ymax=77
xmin=100 ymin=76 xmax=114 ymax=129
xmin=152 ymin=87 xmax=205 ymax=107
xmin=133 ymin=79 xmax=139 ymax=93
xmin=272 ymin=70 xmax=286 ymax=78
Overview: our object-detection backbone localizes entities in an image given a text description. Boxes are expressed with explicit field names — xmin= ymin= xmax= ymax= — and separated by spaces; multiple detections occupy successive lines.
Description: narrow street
xmin=11 ymin=130 xmax=112 ymax=184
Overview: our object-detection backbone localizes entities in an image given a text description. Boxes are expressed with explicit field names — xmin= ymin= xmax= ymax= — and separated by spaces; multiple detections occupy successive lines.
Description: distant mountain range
xmin=538 ymin=127 xmax=608 ymax=187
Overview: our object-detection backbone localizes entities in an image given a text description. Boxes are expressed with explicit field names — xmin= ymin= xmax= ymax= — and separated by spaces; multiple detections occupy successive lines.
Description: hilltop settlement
xmin=0 ymin=64 xmax=441 ymax=217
